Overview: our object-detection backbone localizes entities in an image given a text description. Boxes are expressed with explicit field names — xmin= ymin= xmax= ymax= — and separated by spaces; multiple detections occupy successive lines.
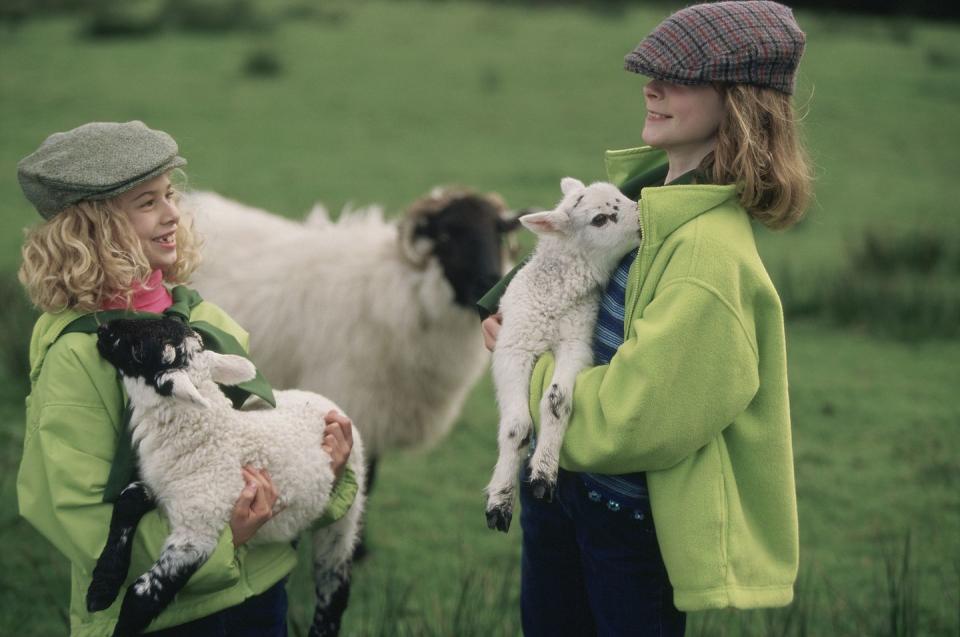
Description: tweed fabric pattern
xmin=17 ymin=120 xmax=186 ymax=219
xmin=625 ymin=1 xmax=805 ymax=94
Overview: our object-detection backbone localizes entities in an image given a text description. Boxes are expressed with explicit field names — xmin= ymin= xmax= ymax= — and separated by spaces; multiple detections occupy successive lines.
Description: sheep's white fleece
xmin=126 ymin=355 xmax=366 ymax=585
xmin=186 ymin=192 xmax=489 ymax=458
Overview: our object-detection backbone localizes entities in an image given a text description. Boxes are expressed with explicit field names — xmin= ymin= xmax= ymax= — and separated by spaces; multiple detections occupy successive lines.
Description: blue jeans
xmin=520 ymin=468 xmax=685 ymax=637
xmin=148 ymin=578 xmax=288 ymax=637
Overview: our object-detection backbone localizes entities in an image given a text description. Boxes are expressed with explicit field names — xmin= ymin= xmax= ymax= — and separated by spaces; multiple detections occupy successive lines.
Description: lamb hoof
xmin=87 ymin=579 xmax=121 ymax=612
xmin=485 ymin=505 xmax=512 ymax=533
xmin=112 ymin=589 xmax=159 ymax=637
xmin=529 ymin=477 xmax=556 ymax=502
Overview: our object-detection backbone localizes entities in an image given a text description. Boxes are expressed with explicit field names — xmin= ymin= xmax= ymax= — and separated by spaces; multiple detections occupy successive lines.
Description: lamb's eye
xmin=590 ymin=214 xmax=608 ymax=227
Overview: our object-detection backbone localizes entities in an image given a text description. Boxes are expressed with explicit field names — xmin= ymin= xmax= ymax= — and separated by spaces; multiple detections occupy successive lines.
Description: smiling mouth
xmin=152 ymin=230 xmax=177 ymax=246
xmin=646 ymin=110 xmax=672 ymax=120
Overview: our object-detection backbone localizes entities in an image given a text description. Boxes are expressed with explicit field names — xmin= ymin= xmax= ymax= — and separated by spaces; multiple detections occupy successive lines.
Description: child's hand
xmin=481 ymin=313 xmax=503 ymax=352
xmin=230 ymin=466 xmax=279 ymax=547
xmin=322 ymin=410 xmax=353 ymax=482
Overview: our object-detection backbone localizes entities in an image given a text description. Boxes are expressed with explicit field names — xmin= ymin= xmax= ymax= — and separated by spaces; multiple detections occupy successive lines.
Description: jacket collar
xmin=605 ymin=145 xmax=739 ymax=243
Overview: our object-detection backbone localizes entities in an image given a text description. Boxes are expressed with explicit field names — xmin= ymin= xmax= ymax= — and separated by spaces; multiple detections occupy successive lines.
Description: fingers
xmin=323 ymin=410 xmax=353 ymax=449
xmin=235 ymin=479 xmax=258 ymax=508
xmin=241 ymin=465 xmax=279 ymax=515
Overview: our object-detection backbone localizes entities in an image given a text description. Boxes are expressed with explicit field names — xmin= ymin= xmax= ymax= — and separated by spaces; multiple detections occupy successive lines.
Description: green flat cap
xmin=17 ymin=121 xmax=187 ymax=219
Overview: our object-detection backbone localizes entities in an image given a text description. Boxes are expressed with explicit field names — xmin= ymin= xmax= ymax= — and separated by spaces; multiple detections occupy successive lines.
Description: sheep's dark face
xmin=96 ymin=318 xmax=203 ymax=397
xmin=406 ymin=191 xmax=520 ymax=308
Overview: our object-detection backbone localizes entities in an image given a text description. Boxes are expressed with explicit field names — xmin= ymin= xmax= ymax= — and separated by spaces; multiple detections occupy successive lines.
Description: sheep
xmin=87 ymin=317 xmax=366 ymax=637
xmin=484 ymin=177 xmax=640 ymax=533
xmin=185 ymin=188 xmax=520 ymax=508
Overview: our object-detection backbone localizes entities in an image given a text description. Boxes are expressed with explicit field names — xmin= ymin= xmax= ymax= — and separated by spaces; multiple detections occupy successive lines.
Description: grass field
xmin=1 ymin=1 xmax=959 ymax=635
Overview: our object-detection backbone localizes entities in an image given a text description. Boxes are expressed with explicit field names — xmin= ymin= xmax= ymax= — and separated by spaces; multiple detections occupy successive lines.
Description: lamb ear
xmin=204 ymin=351 xmax=257 ymax=386
xmin=560 ymin=177 xmax=585 ymax=196
xmin=520 ymin=210 xmax=569 ymax=235
xmin=162 ymin=370 xmax=210 ymax=409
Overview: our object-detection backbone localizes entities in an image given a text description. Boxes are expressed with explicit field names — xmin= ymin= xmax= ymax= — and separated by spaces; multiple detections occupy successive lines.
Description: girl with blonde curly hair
xmin=16 ymin=121 xmax=357 ymax=636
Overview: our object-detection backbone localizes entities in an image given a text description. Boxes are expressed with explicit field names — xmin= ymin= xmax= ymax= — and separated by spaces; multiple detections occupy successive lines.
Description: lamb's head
xmin=398 ymin=188 xmax=522 ymax=307
xmin=521 ymin=178 xmax=640 ymax=267
xmin=96 ymin=318 xmax=256 ymax=411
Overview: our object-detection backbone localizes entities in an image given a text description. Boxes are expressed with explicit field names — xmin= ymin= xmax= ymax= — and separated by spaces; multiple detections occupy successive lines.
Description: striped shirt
xmin=583 ymin=248 xmax=649 ymax=498
xmin=581 ymin=165 xmax=704 ymax=500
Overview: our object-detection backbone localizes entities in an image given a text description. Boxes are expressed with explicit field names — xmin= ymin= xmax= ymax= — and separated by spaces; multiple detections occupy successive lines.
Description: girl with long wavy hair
xmin=479 ymin=2 xmax=812 ymax=634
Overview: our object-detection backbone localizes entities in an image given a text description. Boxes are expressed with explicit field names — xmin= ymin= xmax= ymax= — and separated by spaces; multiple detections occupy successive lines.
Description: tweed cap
xmin=625 ymin=1 xmax=805 ymax=94
xmin=17 ymin=120 xmax=187 ymax=219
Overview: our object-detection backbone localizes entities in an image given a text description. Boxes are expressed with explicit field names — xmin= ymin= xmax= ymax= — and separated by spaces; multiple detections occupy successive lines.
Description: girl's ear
xmin=520 ymin=210 xmax=570 ymax=235
xmin=205 ymin=351 xmax=257 ymax=386
xmin=560 ymin=177 xmax=585 ymax=196
xmin=162 ymin=370 xmax=210 ymax=409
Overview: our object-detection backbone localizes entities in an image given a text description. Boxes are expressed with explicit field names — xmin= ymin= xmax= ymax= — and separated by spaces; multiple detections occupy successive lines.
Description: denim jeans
xmin=148 ymin=578 xmax=288 ymax=637
xmin=520 ymin=468 xmax=686 ymax=637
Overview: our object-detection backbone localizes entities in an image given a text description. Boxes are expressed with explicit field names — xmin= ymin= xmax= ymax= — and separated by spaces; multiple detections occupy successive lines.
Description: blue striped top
xmin=583 ymin=248 xmax=649 ymax=498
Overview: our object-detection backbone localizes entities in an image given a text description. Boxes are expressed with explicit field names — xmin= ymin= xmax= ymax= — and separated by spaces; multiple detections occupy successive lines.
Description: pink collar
xmin=101 ymin=270 xmax=173 ymax=313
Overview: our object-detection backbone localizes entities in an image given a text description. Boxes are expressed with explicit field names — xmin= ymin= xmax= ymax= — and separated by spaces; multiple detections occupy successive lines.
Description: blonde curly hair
xmin=18 ymin=181 xmax=201 ymax=313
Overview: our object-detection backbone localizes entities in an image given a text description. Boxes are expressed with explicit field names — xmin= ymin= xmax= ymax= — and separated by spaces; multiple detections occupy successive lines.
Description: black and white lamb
xmin=485 ymin=178 xmax=640 ymax=532
xmin=88 ymin=317 xmax=366 ymax=637
xmin=186 ymin=188 xmax=520 ymax=497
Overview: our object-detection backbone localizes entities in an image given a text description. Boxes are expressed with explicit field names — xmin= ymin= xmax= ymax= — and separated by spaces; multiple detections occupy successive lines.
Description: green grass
xmin=1 ymin=1 xmax=959 ymax=634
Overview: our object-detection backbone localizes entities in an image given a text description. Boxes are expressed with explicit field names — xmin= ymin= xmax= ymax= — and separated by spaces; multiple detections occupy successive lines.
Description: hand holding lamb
xmin=87 ymin=317 xmax=366 ymax=637
xmin=485 ymin=178 xmax=639 ymax=533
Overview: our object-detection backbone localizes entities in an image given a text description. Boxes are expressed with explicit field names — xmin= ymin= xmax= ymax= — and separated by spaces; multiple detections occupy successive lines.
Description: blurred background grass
xmin=1 ymin=1 xmax=958 ymax=635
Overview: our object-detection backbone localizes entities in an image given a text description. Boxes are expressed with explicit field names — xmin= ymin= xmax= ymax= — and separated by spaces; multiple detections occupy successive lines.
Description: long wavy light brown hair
xmin=18 ymin=184 xmax=201 ymax=313
xmin=703 ymin=83 xmax=812 ymax=230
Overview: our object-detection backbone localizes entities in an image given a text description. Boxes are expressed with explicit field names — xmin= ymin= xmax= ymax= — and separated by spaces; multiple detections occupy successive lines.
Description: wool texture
xmin=17 ymin=121 xmax=186 ymax=218
xmin=188 ymin=192 xmax=492 ymax=459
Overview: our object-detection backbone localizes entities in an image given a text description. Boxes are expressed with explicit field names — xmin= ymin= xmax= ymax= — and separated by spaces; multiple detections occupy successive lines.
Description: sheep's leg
xmin=485 ymin=349 xmax=537 ymax=533
xmin=111 ymin=531 xmax=216 ymax=637
xmin=309 ymin=490 xmax=366 ymax=637
xmin=87 ymin=482 xmax=156 ymax=612
xmin=528 ymin=340 xmax=592 ymax=502
xmin=350 ymin=456 xmax=377 ymax=562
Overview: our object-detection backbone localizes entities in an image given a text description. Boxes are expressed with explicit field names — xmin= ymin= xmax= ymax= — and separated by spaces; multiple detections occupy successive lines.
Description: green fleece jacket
xmin=529 ymin=146 xmax=799 ymax=610
xmin=17 ymin=300 xmax=357 ymax=635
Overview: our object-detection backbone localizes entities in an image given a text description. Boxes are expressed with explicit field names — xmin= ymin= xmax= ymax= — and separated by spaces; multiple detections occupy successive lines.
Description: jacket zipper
xmin=623 ymin=199 xmax=646 ymax=337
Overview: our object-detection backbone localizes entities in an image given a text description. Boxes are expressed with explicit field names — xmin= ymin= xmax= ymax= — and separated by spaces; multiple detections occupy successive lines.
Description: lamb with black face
xmin=96 ymin=319 xmax=200 ymax=397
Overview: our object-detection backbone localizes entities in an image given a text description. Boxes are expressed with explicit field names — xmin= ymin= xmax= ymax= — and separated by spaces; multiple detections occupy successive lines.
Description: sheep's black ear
xmin=497 ymin=215 xmax=524 ymax=234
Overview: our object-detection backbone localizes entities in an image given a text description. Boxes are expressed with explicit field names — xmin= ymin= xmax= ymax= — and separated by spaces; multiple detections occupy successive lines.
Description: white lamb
xmin=485 ymin=177 xmax=639 ymax=533
xmin=88 ymin=317 xmax=366 ymax=637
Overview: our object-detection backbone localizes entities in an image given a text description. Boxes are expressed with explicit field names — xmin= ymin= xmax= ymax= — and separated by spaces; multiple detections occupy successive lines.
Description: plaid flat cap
xmin=17 ymin=120 xmax=186 ymax=219
xmin=625 ymin=1 xmax=805 ymax=94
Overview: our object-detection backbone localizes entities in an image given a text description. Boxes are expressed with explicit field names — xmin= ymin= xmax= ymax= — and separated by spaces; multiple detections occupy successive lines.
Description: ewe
xmin=89 ymin=318 xmax=365 ymax=637
xmin=485 ymin=178 xmax=639 ymax=532
xmin=187 ymin=189 xmax=519 ymax=493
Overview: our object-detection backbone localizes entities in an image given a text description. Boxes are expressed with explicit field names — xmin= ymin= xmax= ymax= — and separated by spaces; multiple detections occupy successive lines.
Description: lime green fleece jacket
xmin=17 ymin=300 xmax=356 ymax=635
xmin=529 ymin=146 xmax=799 ymax=610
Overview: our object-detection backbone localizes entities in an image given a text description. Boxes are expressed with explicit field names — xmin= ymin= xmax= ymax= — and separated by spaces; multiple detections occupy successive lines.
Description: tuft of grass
xmin=83 ymin=0 xmax=166 ymax=39
xmin=164 ymin=0 xmax=270 ymax=33
xmin=242 ymin=47 xmax=283 ymax=78
xmin=0 ymin=272 xmax=34 ymax=400
xmin=778 ymin=228 xmax=960 ymax=340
